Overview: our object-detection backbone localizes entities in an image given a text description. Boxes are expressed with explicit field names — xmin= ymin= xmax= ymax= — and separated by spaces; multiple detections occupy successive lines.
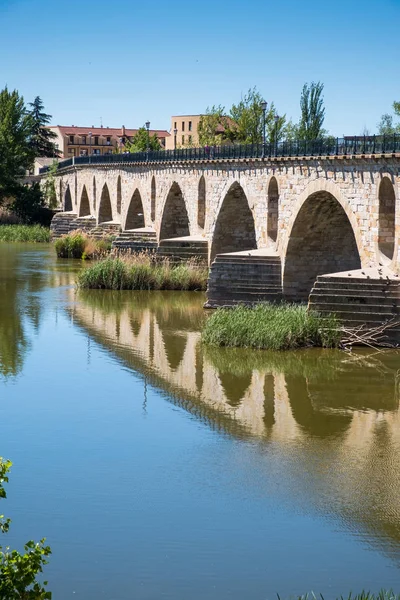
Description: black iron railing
xmin=39 ymin=134 xmax=400 ymax=174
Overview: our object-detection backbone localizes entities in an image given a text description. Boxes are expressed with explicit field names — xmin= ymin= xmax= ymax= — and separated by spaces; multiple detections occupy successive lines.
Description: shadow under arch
xmin=210 ymin=181 xmax=256 ymax=261
xmin=267 ymin=176 xmax=279 ymax=244
xmin=151 ymin=176 xmax=156 ymax=222
xmin=92 ymin=177 xmax=97 ymax=211
xmin=64 ymin=185 xmax=73 ymax=212
xmin=79 ymin=185 xmax=91 ymax=217
xmin=283 ymin=190 xmax=361 ymax=301
xmin=98 ymin=183 xmax=113 ymax=224
xmin=125 ymin=189 xmax=145 ymax=230
xmin=198 ymin=175 xmax=206 ymax=229
xmin=160 ymin=182 xmax=190 ymax=240
xmin=378 ymin=176 xmax=396 ymax=264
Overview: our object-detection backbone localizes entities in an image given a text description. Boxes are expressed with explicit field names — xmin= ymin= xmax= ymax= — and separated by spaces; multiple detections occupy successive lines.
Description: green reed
xmin=0 ymin=224 xmax=50 ymax=243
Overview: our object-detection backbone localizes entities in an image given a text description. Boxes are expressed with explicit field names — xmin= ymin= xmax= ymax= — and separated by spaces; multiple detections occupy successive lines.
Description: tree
xmin=42 ymin=160 xmax=58 ymax=209
xmin=224 ymin=88 xmax=286 ymax=145
xmin=197 ymin=105 xmax=227 ymax=146
xmin=0 ymin=457 xmax=52 ymax=599
xmin=28 ymin=97 xmax=59 ymax=158
xmin=125 ymin=127 xmax=161 ymax=152
xmin=0 ymin=87 xmax=34 ymax=203
xmin=377 ymin=101 xmax=400 ymax=135
xmin=298 ymin=81 xmax=326 ymax=140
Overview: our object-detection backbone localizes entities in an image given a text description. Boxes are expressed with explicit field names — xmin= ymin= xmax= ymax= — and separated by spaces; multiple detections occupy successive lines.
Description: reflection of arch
xmin=218 ymin=370 xmax=252 ymax=408
xmin=286 ymin=375 xmax=351 ymax=438
xmin=162 ymin=331 xmax=187 ymax=371
xmin=198 ymin=175 xmax=206 ymax=229
xmin=93 ymin=177 xmax=96 ymax=211
xmin=195 ymin=341 xmax=203 ymax=393
xmin=267 ymin=176 xmax=279 ymax=244
xmin=125 ymin=189 xmax=145 ymax=230
xmin=159 ymin=182 xmax=190 ymax=240
xmin=283 ymin=191 xmax=361 ymax=301
xmin=378 ymin=176 xmax=396 ymax=264
xmin=98 ymin=183 xmax=113 ymax=223
xmin=210 ymin=182 xmax=256 ymax=261
xmin=117 ymin=175 xmax=122 ymax=215
xmin=263 ymin=374 xmax=275 ymax=429
xmin=151 ymin=176 xmax=156 ymax=222
xmin=79 ymin=185 xmax=91 ymax=217
xmin=64 ymin=185 xmax=72 ymax=211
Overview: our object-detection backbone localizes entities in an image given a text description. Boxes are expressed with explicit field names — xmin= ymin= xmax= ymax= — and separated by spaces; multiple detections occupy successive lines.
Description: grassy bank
xmin=202 ymin=303 xmax=340 ymax=350
xmin=0 ymin=224 xmax=50 ymax=243
xmin=77 ymin=254 xmax=208 ymax=291
xmin=55 ymin=230 xmax=112 ymax=259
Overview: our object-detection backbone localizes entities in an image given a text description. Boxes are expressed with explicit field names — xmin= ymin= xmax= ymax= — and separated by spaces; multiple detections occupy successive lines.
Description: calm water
xmin=1 ymin=244 xmax=400 ymax=599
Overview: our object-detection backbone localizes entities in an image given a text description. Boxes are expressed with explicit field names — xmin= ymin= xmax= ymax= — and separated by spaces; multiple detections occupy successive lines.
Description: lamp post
xmin=274 ymin=114 xmax=280 ymax=157
xmin=173 ymin=128 xmax=178 ymax=150
xmin=261 ymin=101 xmax=268 ymax=158
xmin=145 ymin=121 xmax=150 ymax=161
xmin=88 ymin=131 xmax=92 ymax=162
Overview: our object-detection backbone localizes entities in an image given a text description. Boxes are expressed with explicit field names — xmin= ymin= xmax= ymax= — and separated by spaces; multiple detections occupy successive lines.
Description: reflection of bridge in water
xmin=68 ymin=289 xmax=400 ymax=557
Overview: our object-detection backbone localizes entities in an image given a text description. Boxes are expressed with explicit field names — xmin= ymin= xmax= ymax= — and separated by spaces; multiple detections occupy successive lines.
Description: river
xmin=1 ymin=244 xmax=400 ymax=599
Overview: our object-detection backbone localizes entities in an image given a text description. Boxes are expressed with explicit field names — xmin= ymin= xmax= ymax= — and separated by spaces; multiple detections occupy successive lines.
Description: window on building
xmin=182 ymin=135 xmax=185 ymax=145
xmin=68 ymin=148 xmax=75 ymax=156
xmin=69 ymin=135 xmax=74 ymax=144
xmin=188 ymin=121 xmax=192 ymax=131
xmin=81 ymin=136 xmax=86 ymax=144
xmin=106 ymin=137 xmax=111 ymax=145
xmin=189 ymin=135 xmax=192 ymax=143
xmin=94 ymin=136 xmax=99 ymax=145
xmin=93 ymin=149 xmax=100 ymax=155
xmin=174 ymin=121 xmax=177 ymax=129
xmin=182 ymin=121 xmax=185 ymax=132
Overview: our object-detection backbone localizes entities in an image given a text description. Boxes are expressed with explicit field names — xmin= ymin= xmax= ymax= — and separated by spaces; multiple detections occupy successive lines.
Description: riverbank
xmin=202 ymin=303 xmax=340 ymax=350
xmin=55 ymin=230 xmax=113 ymax=259
xmin=77 ymin=254 xmax=208 ymax=291
xmin=0 ymin=224 xmax=50 ymax=243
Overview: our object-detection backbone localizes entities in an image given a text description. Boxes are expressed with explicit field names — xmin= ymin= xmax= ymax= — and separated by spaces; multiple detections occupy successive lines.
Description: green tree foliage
xmin=11 ymin=182 xmax=47 ymax=224
xmin=298 ymin=81 xmax=326 ymax=140
xmin=0 ymin=457 xmax=52 ymax=599
xmin=377 ymin=101 xmax=400 ymax=135
xmin=197 ymin=105 xmax=227 ymax=146
xmin=28 ymin=97 xmax=59 ymax=158
xmin=125 ymin=127 xmax=161 ymax=152
xmin=42 ymin=160 xmax=58 ymax=209
xmin=0 ymin=87 xmax=34 ymax=202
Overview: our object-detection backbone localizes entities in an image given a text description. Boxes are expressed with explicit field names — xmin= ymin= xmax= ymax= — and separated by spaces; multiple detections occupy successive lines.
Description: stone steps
xmin=156 ymin=238 xmax=208 ymax=264
xmin=50 ymin=212 xmax=77 ymax=239
xmin=308 ymin=272 xmax=400 ymax=340
xmin=112 ymin=229 xmax=157 ymax=253
xmin=205 ymin=252 xmax=282 ymax=307
xmin=90 ymin=223 xmax=121 ymax=240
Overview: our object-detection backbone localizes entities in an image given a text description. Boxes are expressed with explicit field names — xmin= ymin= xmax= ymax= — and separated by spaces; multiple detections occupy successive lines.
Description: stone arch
xmin=377 ymin=176 xmax=396 ymax=264
xmin=210 ymin=181 xmax=257 ymax=261
xmin=74 ymin=172 xmax=78 ymax=206
xmin=151 ymin=176 xmax=156 ymax=222
xmin=116 ymin=175 xmax=122 ymax=215
xmin=267 ymin=176 xmax=279 ymax=244
xmin=92 ymin=177 xmax=96 ymax=211
xmin=283 ymin=190 xmax=361 ymax=301
xmin=125 ymin=189 xmax=145 ymax=230
xmin=159 ymin=182 xmax=190 ymax=240
xmin=198 ymin=175 xmax=206 ymax=229
xmin=79 ymin=185 xmax=91 ymax=217
xmin=98 ymin=183 xmax=113 ymax=224
xmin=64 ymin=184 xmax=73 ymax=212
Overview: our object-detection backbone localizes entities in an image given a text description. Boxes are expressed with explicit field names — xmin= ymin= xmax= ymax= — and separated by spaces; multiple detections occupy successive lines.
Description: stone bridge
xmin=50 ymin=153 xmax=400 ymax=322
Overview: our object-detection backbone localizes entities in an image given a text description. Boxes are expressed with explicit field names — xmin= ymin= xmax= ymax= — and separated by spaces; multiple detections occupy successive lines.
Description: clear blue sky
xmin=1 ymin=0 xmax=399 ymax=135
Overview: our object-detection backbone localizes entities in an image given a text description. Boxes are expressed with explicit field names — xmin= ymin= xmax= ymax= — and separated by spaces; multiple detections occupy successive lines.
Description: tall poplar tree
xmin=298 ymin=81 xmax=326 ymax=140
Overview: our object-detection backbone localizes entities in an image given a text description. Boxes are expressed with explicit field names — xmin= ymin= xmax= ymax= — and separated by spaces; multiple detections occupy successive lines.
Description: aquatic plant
xmin=77 ymin=253 xmax=208 ymax=291
xmin=202 ymin=303 xmax=341 ymax=350
xmin=0 ymin=224 xmax=50 ymax=243
xmin=54 ymin=230 xmax=112 ymax=259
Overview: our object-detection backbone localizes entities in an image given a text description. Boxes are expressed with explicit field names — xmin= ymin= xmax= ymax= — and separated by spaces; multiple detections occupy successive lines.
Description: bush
xmin=201 ymin=303 xmax=341 ymax=350
xmin=0 ymin=224 xmax=50 ymax=243
xmin=55 ymin=230 xmax=112 ymax=260
xmin=78 ymin=254 xmax=208 ymax=291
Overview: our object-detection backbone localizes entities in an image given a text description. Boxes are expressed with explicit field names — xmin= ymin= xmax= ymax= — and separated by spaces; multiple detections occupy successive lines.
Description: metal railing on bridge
xmin=39 ymin=134 xmax=400 ymax=174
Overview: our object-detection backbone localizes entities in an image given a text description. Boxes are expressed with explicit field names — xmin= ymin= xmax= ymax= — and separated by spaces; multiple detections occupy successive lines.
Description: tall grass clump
xmin=55 ymin=230 xmax=112 ymax=259
xmin=202 ymin=303 xmax=341 ymax=350
xmin=77 ymin=254 xmax=208 ymax=291
xmin=0 ymin=224 xmax=50 ymax=243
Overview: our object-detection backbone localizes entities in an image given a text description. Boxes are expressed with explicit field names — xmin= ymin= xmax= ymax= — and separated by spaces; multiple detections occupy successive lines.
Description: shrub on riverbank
xmin=0 ymin=224 xmax=50 ymax=243
xmin=202 ymin=303 xmax=341 ymax=350
xmin=55 ymin=230 xmax=112 ymax=259
xmin=77 ymin=254 xmax=208 ymax=291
